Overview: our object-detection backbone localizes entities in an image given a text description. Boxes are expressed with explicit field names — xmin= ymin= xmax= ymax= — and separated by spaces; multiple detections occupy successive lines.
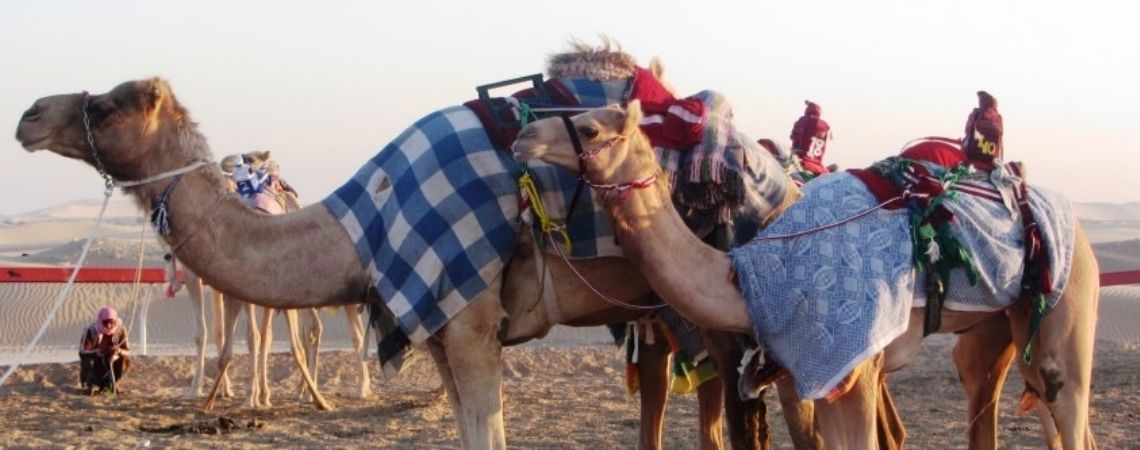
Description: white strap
xmin=114 ymin=160 xmax=214 ymax=188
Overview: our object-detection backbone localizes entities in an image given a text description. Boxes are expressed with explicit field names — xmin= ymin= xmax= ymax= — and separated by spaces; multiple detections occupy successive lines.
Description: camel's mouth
xmin=510 ymin=143 xmax=544 ymax=163
xmin=14 ymin=133 xmax=49 ymax=152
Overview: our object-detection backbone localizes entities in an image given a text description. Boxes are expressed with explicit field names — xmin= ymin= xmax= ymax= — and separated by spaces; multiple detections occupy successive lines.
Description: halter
xmin=566 ymin=121 xmax=659 ymax=201
xmin=79 ymin=90 xmax=219 ymax=250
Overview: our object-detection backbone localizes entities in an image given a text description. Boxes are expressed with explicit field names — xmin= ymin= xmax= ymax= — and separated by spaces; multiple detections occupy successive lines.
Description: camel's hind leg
xmin=953 ymin=313 xmax=1016 ymax=450
xmin=1010 ymin=224 xmax=1099 ymax=450
xmin=248 ymin=303 xmax=267 ymax=408
xmin=281 ymin=308 xmax=334 ymax=411
xmin=432 ymin=278 xmax=508 ymax=450
xmin=775 ymin=376 xmax=821 ymax=450
xmin=345 ymin=305 xmax=372 ymax=399
xmin=813 ymin=353 xmax=883 ymax=449
xmin=701 ymin=330 xmax=768 ymax=450
xmin=296 ymin=308 xmax=323 ymax=401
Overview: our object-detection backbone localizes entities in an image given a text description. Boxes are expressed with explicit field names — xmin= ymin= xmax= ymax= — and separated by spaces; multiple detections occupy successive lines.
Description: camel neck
xmin=599 ymin=178 xmax=753 ymax=333
xmin=124 ymin=142 xmax=366 ymax=309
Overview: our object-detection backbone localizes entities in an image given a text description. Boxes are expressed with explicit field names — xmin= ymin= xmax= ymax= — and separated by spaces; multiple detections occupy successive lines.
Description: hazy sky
xmin=3 ymin=1 xmax=1137 ymax=216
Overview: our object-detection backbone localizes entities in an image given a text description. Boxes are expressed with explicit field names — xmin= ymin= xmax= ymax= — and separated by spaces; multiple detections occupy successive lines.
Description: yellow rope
xmin=518 ymin=170 xmax=572 ymax=253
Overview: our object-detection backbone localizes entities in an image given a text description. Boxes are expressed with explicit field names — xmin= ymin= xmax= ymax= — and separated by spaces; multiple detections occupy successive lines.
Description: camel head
xmin=15 ymin=77 xmax=203 ymax=183
xmin=513 ymin=100 xmax=656 ymax=187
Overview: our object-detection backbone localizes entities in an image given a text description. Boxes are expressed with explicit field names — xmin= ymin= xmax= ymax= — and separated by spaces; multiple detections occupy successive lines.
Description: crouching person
xmin=79 ymin=306 xmax=131 ymax=395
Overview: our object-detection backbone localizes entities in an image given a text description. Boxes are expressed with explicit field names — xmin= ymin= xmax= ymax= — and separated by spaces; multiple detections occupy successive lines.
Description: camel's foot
xmin=184 ymin=387 xmax=204 ymax=399
xmin=356 ymin=384 xmax=373 ymax=400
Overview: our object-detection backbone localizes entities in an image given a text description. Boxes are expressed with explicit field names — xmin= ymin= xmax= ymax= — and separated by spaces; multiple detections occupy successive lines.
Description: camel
xmin=12 ymin=74 xmax=779 ymax=449
xmin=510 ymin=101 xmax=1099 ymax=449
xmin=190 ymin=153 xmax=371 ymax=410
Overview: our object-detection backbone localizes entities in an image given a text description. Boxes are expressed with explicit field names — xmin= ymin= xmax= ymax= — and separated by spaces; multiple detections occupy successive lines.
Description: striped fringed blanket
xmin=729 ymin=170 xmax=1074 ymax=399
xmin=323 ymin=76 xmax=790 ymax=376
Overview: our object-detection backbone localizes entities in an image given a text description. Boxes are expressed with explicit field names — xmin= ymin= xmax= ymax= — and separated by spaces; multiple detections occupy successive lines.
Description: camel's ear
xmin=248 ymin=150 xmax=272 ymax=163
xmin=649 ymin=57 xmax=677 ymax=95
xmin=649 ymin=57 xmax=665 ymax=80
xmin=139 ymin=77 xmax=171 ymax=133
xmin=143 ymin=77 xmax=168 ymax=110
xmin=623 ymin=100 xmax=644 ymax=135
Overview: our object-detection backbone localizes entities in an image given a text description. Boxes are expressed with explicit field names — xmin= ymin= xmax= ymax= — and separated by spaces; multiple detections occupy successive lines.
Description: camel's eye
xmin=577 ymin=125 xmax=599 ymax=140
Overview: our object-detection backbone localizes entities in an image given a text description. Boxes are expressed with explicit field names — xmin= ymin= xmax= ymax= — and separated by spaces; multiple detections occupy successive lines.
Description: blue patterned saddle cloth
xmin=729 ymin=171 xmax=1074 ymax=399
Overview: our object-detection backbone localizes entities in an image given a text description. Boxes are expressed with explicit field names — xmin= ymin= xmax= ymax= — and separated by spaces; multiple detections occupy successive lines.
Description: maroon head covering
xmin=803 ymin=100 xmax=821 ymax=117
xmin=96 ymin=306 xmax=119 ymax=335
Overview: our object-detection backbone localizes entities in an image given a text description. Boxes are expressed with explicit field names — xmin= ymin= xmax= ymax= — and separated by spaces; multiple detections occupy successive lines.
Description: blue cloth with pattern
xmin=729 ymin=171 xmax=1074 ymax=399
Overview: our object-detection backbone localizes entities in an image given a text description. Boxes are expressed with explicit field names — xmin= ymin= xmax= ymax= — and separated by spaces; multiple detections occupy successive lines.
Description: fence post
xmin=140 ymin=288 xmax=150 ymax=356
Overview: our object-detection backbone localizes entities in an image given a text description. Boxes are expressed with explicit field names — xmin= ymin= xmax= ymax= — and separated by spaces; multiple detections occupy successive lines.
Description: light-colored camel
xmin=510 ymin=102 xmax=1099 ymax=449
xmin=219 ymin=152 xmax=373 ymax=402
xmin=15 ymin=78 xmax=767 ymax=449
xmin=191 ymin=154 xmax=369 ymax=410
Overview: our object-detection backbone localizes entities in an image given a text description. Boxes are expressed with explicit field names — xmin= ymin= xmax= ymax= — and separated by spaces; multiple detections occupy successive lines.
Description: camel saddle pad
xmin=728 ymin=171 xmax=1074 ymax=399
xmin=323 ymin=106 xmax=622 ymax=376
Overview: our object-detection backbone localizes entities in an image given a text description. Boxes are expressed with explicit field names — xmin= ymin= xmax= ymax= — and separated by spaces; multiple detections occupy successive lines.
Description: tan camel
xmin=191 ymin=153 xmax=370 ymax=410
xmin=221 ymin=152 xmax=374 ymax=402
xmin=510 ymin=102 xmax=1100 ymax=449
xmin=14 ymin=78 xmax=764 ymax=449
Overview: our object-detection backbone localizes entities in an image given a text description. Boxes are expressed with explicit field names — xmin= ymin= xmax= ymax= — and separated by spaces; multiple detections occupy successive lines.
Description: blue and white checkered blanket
xmin=324 ymin=77 xmax=790 ymax=375
xmin=729 ymin=171 xmax=1074 ymax=399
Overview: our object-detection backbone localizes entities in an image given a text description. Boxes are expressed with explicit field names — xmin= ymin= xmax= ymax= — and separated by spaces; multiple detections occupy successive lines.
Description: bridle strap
xmin=561 ymin=114 xmax=587 ymax=225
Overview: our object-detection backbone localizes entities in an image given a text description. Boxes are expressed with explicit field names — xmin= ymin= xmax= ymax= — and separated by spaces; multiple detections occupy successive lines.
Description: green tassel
xmin=1021 ymin=294 xmax=1050 ymax=364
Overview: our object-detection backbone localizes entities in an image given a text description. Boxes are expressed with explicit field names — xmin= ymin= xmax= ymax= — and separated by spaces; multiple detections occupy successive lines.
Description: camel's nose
xmin=20 ymin=104 xmax=41 ymax=123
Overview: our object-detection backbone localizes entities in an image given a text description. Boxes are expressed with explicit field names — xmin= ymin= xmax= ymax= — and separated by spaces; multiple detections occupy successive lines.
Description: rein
xmin=740 ymin=191 xmax=926 ymax=245
xmin=545 ymin=227 xmax=666 ymax=312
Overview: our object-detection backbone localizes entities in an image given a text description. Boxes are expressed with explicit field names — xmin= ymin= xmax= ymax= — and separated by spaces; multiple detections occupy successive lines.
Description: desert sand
xmin=1 ymin=199 xmax=1138 ymax=449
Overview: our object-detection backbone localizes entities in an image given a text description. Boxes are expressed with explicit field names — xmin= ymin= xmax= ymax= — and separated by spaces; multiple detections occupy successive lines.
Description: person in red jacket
xmin=962 ymin=91 xmax=1004 ymax=169
xmin=789 ymin=100 xmax=831 ymax=177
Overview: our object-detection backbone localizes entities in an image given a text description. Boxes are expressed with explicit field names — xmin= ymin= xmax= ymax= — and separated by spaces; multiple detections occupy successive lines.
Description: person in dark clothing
xmin=789 ymin=100 xmax=832 ymax=177
xmin=79 ymin=306 xmax=131 ymax=395
xmin=962 ymin=91 xmax=1004 ymax=169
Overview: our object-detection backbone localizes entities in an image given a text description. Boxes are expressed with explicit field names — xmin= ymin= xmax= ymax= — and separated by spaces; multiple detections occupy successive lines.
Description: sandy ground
xmin=1 ymin=338 xmax=1138 ymax=449
xmin=1 ymin=201 xmax=1139 ymax=448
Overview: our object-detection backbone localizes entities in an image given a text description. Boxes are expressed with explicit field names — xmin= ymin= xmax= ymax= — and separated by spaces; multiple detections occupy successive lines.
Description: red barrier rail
xmin=0 ymin=267 xmax=176 ymax=283
xmin=1101 ymin=270 xmax=1140 ymax=287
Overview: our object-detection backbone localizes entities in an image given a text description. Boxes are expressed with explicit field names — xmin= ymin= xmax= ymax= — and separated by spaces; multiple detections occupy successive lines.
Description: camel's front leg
xmin=695 ymin=372 xmax=726 ymax=450
xmin=185 ymin=274 xmax=208 ymax=398
xmin=633 ymin=322 xmax=671 ymax=450
xmin=432 ymin=278 xmax=507 ymax=450
xmin=953 ymin=312 xmax=1015 ymax=450
xmin=813 ymin=353 xmax=883 ymax=449
xmin=345 ymin=305 xmax=373 ymax=399
xmin=211 ymin=289 xmax=233 ymax=397
xmin=204 ymin=298 xmax=245 ymax=411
